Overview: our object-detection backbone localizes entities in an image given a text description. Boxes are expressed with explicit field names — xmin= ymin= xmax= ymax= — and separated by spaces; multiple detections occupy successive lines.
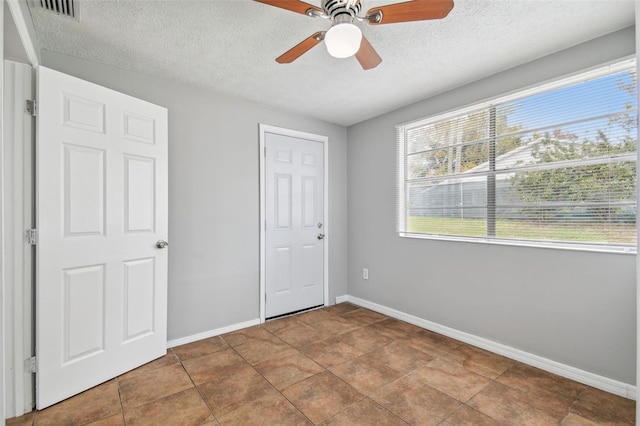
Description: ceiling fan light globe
xmin=325 ymin=23 xmax=362 ymax=58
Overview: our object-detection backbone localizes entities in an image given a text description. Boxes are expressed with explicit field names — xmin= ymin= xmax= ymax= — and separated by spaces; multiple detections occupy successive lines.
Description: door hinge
xmin=25 ymin=229 xmax=38 ymax=245
xmin=25 ymin=99 xmax=37 ymax=117
xmin=25 ymin=356 xmax=37 ymax=373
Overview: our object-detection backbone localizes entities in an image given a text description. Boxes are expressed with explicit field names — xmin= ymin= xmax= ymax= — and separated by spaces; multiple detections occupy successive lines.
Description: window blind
xmin=397 ymin=60 xmax=637 ymax=250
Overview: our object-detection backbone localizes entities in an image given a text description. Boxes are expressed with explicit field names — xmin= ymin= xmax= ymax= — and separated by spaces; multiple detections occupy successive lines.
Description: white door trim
xmin=259 ymin=124 xmax=329 ymax=322
xmin=3 ymin=60 xmax=34 ymax=419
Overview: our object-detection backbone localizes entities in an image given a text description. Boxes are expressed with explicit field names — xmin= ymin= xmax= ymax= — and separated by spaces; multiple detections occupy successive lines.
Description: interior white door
xmin=36 ymin=66 xmax=168 ymax=409
xmin=265 ymin=132 xmax=324 ymax=318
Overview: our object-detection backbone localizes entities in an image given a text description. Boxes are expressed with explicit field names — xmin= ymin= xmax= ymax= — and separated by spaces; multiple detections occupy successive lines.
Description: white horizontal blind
xmin=397 ymin=60 xmax=637 ymax=249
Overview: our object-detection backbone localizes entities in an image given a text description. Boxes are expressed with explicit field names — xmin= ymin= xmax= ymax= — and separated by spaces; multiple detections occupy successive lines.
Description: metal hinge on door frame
xmin=25 ymin=229 xmax=38 ymax=245
xmin=25 ymin=99 xmax=37 ymax=117
xmin=25 ymin=356 xmax=37 ymax=373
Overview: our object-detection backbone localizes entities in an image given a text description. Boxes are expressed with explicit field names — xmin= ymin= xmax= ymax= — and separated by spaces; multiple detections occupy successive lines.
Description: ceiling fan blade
xmin=355 ymin=36 xmax=382 ymax=70
xmin=253 ymin=0 xmax=322 ymax=16
xmin=366 ymin=0 xmax=454 ymax=25
xmin=276 ymin=32 xmax=326 ymax=64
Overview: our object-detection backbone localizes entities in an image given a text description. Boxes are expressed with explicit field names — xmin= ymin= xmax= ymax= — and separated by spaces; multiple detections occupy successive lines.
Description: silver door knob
xmin=317 ymin=233 xmax=325 ymax=240
xmin=156 ymin=240 xmax=169 ymax=249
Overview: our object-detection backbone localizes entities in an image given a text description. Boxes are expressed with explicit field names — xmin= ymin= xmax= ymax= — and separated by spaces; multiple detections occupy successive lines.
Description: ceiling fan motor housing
xmin=323 ymin=0 xmax=361 ymax=23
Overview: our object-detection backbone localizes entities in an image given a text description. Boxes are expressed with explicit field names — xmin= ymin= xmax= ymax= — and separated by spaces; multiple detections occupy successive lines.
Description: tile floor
xmin=6 ymin=303 xmax=636 ymax=425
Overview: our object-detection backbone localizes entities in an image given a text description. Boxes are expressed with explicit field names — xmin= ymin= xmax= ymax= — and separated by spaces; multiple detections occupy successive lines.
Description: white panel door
xmin=265 ymin=132 xmax=324 ymax=318
xmin=36 ymin=67 xmax=168 ymax=409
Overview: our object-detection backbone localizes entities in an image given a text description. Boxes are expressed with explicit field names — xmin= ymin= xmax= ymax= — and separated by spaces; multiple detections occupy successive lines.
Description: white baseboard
xmin=335 ymin=295 xmax=349 ymax=304
xmin=344 ymin=295 xmax=636 ymax=400
xmin=167 ymin=318 xmax=261 ymax=348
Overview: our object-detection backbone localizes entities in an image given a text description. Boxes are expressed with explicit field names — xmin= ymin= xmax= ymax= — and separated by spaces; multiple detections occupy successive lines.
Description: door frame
xmin=3 ymin=2 xmax=40 ymax=418
xmin=258 ymin=124 xmax=329 ymax=322
xmin=3 ymin=60 xmax=35 ymax=419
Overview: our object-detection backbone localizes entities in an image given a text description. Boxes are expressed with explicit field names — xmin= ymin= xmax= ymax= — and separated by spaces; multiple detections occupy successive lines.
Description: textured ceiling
xmin=28 ymin=0 xmax=635 ymax=126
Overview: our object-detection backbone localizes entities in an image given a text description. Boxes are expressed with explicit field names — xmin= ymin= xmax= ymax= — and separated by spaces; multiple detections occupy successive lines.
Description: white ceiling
xmin=28 ymin=0 xmax=635 ymax=126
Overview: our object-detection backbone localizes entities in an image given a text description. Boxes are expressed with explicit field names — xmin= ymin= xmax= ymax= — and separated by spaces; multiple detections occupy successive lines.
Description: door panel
xmin=123 ymin=258 xmax=155 ymax=341
xmin=63 ymin=144 xmax=105 ymax=236
xmin=124 ymin=155 xmax=156 ymax=232
xmin=62 ymin=264 xmax=105 ymax=362
xmin=265 ymin=132 xmax=324 ymax=318
xmin=36 ymin=66 xmax=168 ymax=408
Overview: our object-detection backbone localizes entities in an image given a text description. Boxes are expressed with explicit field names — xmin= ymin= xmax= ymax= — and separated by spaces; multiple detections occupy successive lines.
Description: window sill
xmin=398 ymin=232 xmax=637 ymax=255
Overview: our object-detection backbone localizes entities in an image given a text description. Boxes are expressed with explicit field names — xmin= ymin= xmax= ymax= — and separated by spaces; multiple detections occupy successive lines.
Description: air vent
xmin=32 ymin=0 xmax=79 ymax=20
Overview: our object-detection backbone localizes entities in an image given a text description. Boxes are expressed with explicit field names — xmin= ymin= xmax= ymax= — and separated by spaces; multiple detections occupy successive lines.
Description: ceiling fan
xmin=254 ymin=0 xmax=454 ymax=70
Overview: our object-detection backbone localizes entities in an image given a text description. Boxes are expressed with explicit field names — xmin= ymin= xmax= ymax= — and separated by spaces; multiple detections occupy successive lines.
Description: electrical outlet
xmin=362 ymin=268 xmax=369 ymax=280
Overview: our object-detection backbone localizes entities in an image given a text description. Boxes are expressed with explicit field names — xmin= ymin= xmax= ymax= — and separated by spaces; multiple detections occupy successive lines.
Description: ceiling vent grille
xmin=32 ymin=0 xmax=79 ymax=20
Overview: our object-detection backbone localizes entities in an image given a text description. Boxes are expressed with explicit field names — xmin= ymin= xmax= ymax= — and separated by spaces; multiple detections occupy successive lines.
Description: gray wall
xmin=42 ymin=50 xmax=348 ymax=341
xmin=347 ymin=27 xmax=637 ymax=384
xmin=3 ymin=2 xmax=30 ymax=65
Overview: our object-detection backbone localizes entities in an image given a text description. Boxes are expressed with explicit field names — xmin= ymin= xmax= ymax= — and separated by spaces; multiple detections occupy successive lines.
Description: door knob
xmin=317 ymin=233 xmax=325 ymax=240
xmin=156 ymin=240 xmax=169 ymax=249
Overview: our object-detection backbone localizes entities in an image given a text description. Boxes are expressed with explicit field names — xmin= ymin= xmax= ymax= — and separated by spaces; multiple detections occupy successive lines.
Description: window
xmin=397 ymin=60 xmax=637 ymax=251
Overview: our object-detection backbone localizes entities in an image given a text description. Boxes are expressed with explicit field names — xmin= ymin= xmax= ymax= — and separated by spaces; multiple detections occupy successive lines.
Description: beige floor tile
xmin=329 ymin=355 xmax=404 ymax=395
xmin=338 ymin=326 xmax=394 ymax=353
xmin=118 ymin=350 xmax=180 ymax=380
xmin=198 ymin=367 xmax=278 ymax=417
xmin=218 ymin=394 xmax=311 ymax=426
xmin=85 ymin=413 xmax=125 ymax=425
xmin=283 ymin=372 xmax=363 ymax=424
xmin=295 ymin=309 xmax=334 ymax=325
xmin=263 ymin=316 xmax=305 ymax=334
xmin=371 ymin=376 xmax=460 ymax=426
xmin=570 ymin=387 xmax=635 ymax=425
xmin=123 ymin=388 xmax=213 ymax=426
xmin=182 ymin=347 xmax=253 ymax=384
xmin=445 ymin=344 xmax=515 ymax=379
xmin=233 ymin=334 xmax=292 ymax=364
xmin=118 ymin=363 xmax=193 ymax=409
xmin=561 ymin=412 xmax=602 ymax=425
xmin=366 ymin=318 xmax=422 ymax=340
xmin=408 ymin=329 xmax=463 ymax=352
xmin=366 ymin=341 xmax=435 ymax=373
xmin=411 ymin=357 xmax=491 ymax=402
xmin=400 ymin=333 xmax=450 ymax=358
xmin=34 ymin=380 xmax=121 ymax=426
xmin=439 ymin=405 xmax=500 ymax=425
xmin=254 ymin=348 xmax=324 ymax=390
xmin=497 ymin=363 xmax=584 ymax=417
xmin=301 ymin=337 xmax=364 ymax=368
xmin=6 ymin=412 xmax=34 ymax=426
xmin=467 ymin=381 xmax=564 ymax=425
xmin=340 ymin=309 xmax=388 ymax=326
xmin=322 ymin=303 xmax=360 ymax=316
xmin=313 ymin=317 xmax=359 ymax=336
xmin=274 ymin=323 xmax=332 ymax=348
xmin=221 ymin=325 xmax=277 ymax=347
xmin=321 ymin=398 xmax=407 ymax=425
xmin=172 ymin=336 xmax=229 ymax=361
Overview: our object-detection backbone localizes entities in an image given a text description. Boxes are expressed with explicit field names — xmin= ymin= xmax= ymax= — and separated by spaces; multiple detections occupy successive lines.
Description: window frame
xmin=396 ymin=58 xmax=637 ymax=254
